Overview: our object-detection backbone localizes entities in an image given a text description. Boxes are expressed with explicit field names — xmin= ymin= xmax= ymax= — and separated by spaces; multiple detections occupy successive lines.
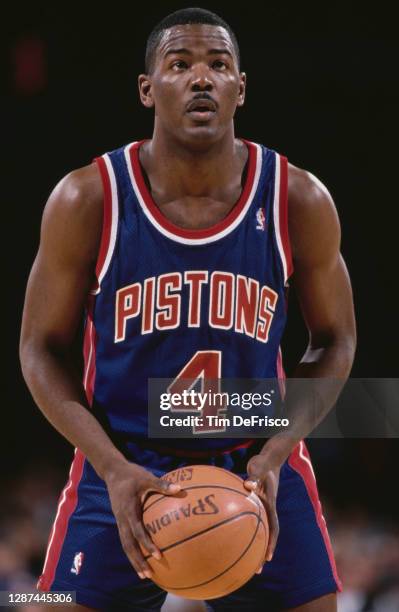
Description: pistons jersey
xmin=83 ymin=139 xmax=293 ymax=455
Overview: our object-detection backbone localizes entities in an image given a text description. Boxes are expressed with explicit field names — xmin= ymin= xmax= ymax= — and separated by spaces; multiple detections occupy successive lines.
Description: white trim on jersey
xmin=124 ymin=142 xmax=263 ymax=246
xmin=83 ymin=318 xmax=94 ymax=390
xmin=299 ymin=440 xmax=317 ymax=482
xmin=91 ymin=154 xmax=119 ymax=295
xmin=273 ymin=154 xmax=289 ymax=285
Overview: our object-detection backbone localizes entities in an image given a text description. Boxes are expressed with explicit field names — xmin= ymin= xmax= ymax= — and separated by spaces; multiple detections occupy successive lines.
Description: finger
xmin=131 ymin=518 xmax=162 ymax=561
xmin=255 ymin=566 xmax=263 ymax=574
xmin=129 ymin=498 xmax=162 ymax=560
xmin=243 ymin=479 xmax=258 ymax=491
xmin=118 ymin=521 xmax=153 ymax=579
xmin=144 ymin=476 xmax=181 ymax=497
xmin=157 ymin=479 xmax=181 ymax=496
xmin=265 ymin=503 xmax=279 ymax=562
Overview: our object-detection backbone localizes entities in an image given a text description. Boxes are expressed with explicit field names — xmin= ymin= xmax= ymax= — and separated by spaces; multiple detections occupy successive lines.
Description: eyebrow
xmin=164 ymin=47 xmax=233 ymax=58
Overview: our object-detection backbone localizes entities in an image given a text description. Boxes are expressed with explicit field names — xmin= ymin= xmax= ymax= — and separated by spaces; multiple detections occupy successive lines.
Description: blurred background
xmin=4 ymin=1 xmax=399 ymax=610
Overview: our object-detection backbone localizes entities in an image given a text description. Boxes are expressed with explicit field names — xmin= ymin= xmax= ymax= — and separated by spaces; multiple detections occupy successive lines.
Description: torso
xmin=82 ymin=139 xmax=292 ymax=454
xmin=81 ymin=140 xmax=306 ymax=283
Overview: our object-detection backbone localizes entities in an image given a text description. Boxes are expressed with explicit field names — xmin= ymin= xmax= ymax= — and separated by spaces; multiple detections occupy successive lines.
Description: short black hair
xmin=145 ymin=7 xmax=240 ymax=73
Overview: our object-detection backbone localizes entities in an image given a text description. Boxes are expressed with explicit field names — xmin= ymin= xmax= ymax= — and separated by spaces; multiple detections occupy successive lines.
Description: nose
xmin=190 ymin=63 xmax=213 ymax=92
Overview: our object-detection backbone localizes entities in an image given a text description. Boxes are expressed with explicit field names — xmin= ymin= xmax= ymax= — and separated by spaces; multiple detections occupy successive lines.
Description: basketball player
xmin=20 ymin=8 xmax=356 ymax=611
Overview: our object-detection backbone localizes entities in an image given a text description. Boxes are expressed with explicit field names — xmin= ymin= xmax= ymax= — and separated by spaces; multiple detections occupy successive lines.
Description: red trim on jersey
xmin=83 ymin=294 xmax=97 ymax=405
xmin=38 ymin=298 xmax=97 ymax=591
xmin=277 ymin=349 xmax=284 ymax=379
xmin=37 ymin=449 xmax=85 ymax=591
xmin=288 ymin=442 xmax=342 ymax=591
xmin=129 ymin=139 xmax=257 ymax=240
xmin=279 ymin=155 xmax=294 ymax=279
xmin=276 ymin=347 xmax=287 ymax=398
xmin=93 ymin=155 xmax=113 ymax=291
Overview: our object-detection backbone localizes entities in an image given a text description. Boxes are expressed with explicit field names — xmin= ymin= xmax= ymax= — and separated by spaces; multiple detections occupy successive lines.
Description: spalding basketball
xmin=141 ymin=464 xmax=268 ymax=599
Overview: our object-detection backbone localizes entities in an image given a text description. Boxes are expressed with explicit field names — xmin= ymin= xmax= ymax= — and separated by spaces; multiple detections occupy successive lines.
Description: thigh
xmin=206 ymin=442 xmax=340 ymax=610
xmin=37 ymin=452 xmax=167 ymax=611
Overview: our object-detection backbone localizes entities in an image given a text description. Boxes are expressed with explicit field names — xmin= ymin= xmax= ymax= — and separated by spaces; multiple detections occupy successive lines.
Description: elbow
xmin=19 ymin=331 xmax=49 ymax=387
xmin=339 ymin=320 xmax=357 ymax=375
xmin=19 ymin=335 xmax=39 ymax=387
xmin=338 ymin=336 xmax=357 ymax=376
xmin=309 ymin=326 xmax=357 ymax=377
xmin=329 ymin=329 xmax=357 ymax=377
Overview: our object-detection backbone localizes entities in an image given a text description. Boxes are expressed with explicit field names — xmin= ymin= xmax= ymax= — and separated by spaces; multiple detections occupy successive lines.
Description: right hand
xmin=104 ymin=460 xmax=181 ymax=580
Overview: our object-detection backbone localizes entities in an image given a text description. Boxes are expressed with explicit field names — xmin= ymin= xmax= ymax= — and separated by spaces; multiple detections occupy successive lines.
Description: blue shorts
xmin=38 ymin=440 xmax=341 ymax=610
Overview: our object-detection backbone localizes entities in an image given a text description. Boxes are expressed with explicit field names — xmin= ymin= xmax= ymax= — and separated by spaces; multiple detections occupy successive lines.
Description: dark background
xmin=4 ymin=1 xmax=399 ymax=520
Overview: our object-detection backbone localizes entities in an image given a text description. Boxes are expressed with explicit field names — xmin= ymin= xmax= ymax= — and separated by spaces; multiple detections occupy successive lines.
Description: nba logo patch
xmin=70 ymin=551 xmax=84 ymax=575
xmin=256 ymin=207 xmax=266 ymax=231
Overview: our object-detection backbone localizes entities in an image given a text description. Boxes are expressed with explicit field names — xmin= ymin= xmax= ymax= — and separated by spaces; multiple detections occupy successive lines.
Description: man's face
xmin=139 ymin=24 xmax=246 ymax=146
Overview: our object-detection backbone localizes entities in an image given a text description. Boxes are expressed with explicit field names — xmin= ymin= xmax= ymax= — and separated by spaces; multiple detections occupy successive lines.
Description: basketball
xmin=141 ymin=465 xmax=268 ymax=599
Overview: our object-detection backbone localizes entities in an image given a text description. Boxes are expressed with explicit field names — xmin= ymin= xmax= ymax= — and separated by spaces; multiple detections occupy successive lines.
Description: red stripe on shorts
xmin=37 ymin=449 xmax=86 ymax=591
xmin=288 ymin=441 xmax=342 ymax=591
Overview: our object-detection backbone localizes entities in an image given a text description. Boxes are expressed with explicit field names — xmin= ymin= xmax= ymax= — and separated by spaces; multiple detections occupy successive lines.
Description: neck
xmin=140 ymin=123 xmax=246 ymax=203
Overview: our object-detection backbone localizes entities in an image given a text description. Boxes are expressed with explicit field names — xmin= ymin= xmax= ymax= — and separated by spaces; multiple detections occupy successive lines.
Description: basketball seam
xmin=143 ymin=484 xmax=255 ymax=512
xmin=144 ymin=510 xmax=260 ymax=559
xmin=154 ymin=514 xmax=267 ymax=592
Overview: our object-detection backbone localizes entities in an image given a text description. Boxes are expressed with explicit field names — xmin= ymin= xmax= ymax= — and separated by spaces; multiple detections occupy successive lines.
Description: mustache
xmin=186 ymin=91 xmax=219 ymax=110
xmin=188 ymin=92 xmax=218 ymax=107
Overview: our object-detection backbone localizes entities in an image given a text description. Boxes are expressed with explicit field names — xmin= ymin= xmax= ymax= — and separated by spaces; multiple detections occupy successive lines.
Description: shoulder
xmin=45 ymin=162 xmax=103 ymax=218
xmin=287 ymin=162 xmax=341 ymax=264
xmin=41 ymin=162 xmax=104 ymax=265
xmin=287 ymin=162 xmax=337 ymax=219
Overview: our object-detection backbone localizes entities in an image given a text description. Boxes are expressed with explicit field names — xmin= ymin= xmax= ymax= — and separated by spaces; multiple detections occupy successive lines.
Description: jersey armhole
xmin=90 ymin=155 xmax=119 ymax=295
xmin=273 ymin=153 xmax=294 ymax=285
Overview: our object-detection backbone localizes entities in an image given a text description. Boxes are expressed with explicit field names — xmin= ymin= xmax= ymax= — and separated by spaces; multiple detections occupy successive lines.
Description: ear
xmin=237 ymin=72 xmax=247 ymax=107
xmin=138 ymin=74 xmax=154 ymax=108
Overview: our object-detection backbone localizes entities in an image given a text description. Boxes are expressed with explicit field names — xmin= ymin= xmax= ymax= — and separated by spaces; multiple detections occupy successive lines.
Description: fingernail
xmin=256 ymin=566 xmax=263 ymax=574
xmin=138 ymin=572 xmax=145 ymax=579
xmin=144 ymin=570 xmax=152 ymax=579
xmin=152 ymin=550 xmax=161 ymax=560
xmin=267 ymin=553 xmax=273 ymax=562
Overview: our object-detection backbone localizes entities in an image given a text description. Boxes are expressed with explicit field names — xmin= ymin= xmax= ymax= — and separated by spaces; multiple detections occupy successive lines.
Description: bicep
xmin=293 ymin=253 xmax=355 ymax=348
xmin=22 ymin=250 xmax=93 ymax=351
xmin=289 ymin=166 xmax=356 ymax=348
xmin=21 ymin=169 xmax=102 ymax=351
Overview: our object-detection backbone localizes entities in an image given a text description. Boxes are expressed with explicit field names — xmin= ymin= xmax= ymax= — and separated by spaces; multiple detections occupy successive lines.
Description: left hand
xmin=244 ymin=453 xmax=281 ymax=572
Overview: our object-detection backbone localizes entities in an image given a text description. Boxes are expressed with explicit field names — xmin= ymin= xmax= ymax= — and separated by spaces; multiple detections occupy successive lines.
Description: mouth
xmin=186 ymin=99 xmax=217 ymax=122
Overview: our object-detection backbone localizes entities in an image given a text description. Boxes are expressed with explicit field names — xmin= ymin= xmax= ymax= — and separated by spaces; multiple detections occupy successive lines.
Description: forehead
xmin=157 ymin=24 xmax=235 ymax=56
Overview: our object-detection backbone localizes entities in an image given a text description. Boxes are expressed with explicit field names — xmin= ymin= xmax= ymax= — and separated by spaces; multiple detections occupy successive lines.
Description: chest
xmin=150 ymin=188 xmax=243 ymax=230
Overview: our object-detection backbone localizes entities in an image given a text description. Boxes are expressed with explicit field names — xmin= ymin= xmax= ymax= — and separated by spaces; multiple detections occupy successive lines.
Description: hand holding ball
xmin=141 ymin=465 xmax=268 ymax=599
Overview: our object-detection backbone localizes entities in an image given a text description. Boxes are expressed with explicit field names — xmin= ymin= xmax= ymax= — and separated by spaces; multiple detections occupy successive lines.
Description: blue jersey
xmin=83 ymin=139 xmax=293 ymax=454
xmin=39 ymin=141 xmax=340 ymax=607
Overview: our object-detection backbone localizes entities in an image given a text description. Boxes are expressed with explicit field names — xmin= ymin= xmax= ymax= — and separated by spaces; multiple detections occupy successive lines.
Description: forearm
xmin=261 ymin=338 xmax=355 ymax=465
xmin=20 ymin=344 xmax=129 ymax=480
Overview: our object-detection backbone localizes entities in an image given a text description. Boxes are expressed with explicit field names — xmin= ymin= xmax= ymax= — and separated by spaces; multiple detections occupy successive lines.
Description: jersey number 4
xmin=167 ymin=351 xmax=227 ymax=433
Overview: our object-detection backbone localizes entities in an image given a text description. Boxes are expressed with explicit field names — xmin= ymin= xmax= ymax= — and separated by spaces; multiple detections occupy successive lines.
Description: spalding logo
xmin=162 ymin=468 xmax=193 ymax=484
xmin=146 ymin=494 xmax=219 ymax=535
